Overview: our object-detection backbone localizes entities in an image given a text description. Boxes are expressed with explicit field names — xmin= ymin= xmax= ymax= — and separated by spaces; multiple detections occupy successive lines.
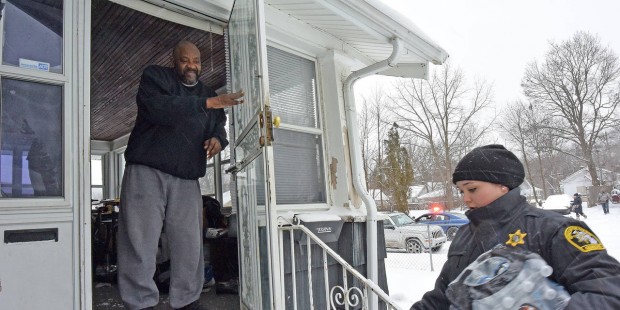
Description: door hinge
xmin=259 ymin=106 xmax=274 ymax=146
xmin=225 ymin=161 xmax=243 ymax=174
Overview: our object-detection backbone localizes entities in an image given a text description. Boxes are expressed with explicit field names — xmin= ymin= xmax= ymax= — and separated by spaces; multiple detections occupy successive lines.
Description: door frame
xmin=78 ymin=0 xmax=231 ymax=308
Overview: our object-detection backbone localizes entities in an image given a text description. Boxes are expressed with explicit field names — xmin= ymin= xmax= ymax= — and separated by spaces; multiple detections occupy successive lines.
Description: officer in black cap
xmin=411 ymin=144 xmax=620 ymax=310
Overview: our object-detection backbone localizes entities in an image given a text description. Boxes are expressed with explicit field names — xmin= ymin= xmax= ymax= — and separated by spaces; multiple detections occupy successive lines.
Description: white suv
xmin=379 ymin=212 xmax=447 ymax=253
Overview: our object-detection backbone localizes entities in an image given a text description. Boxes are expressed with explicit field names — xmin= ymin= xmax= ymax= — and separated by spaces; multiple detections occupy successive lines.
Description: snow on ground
xmin=386 ymin=202 xmax=620 ymax=309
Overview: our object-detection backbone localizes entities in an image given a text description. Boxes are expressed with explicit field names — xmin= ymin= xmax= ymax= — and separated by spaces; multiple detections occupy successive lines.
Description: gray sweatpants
xmin=117 ymin=164 xmax=204 ymax=309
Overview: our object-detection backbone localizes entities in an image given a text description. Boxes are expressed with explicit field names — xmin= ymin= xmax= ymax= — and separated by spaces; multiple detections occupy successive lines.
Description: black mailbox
xmin=294 ymin=214 xmax=343 ymax=245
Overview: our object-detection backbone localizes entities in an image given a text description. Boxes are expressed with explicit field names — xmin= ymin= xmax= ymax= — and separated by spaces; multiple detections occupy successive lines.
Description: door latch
xmin=258 ymin=106 xmax=280 ymax=147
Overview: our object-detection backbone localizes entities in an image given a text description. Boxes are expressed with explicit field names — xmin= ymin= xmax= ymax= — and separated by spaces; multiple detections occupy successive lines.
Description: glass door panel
xmin=229 ymin=0 xmax=262 ymax=142
xmin=3 ymin=0 xmax=64 ymax=74
xmin=228 ymin=0 xmax=279 ymax=309
xmin=0 ymin=78 xmax=63 ymax=198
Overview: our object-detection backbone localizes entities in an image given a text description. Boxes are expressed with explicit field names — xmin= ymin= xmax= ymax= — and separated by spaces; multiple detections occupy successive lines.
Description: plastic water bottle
xmin=446 ymin=244 xmax=570 ymax=310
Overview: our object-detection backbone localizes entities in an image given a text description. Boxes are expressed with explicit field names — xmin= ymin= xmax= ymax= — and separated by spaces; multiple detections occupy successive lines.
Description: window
xmin=0 ymin=78 xmax=63 ymax=198
xmin=267 ymin=46 xmax=326 ymax=204
xmin=3 ymin=0 xmax=64 ymax=74
xmin=418 ymin=215 xmax=431 ymax=222
xmin=383 ymin=219 xmax=394 ymax=228
xmin=91 ymin=155 xmax=103 ymax=201
xmin=117 ymin=151 xmax=126 ymax=196
xmin=200 ymin=157 xmax=232 ymax=196
xmin=199 ymin=114 xmax=232 ymax=205
xmin=390 ymin=214 xmax=415 ymax=226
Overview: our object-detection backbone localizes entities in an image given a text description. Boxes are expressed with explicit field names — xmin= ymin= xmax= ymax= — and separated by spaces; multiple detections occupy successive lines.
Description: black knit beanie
xmin=452 ymin=144 xmax=525 ymax=189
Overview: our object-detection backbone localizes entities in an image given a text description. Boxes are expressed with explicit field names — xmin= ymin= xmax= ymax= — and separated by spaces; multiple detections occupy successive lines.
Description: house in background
xmin=368 ymin=188 xmax=391 ymax=211
xmin=406 ymin=183 xmax=445 ymax=210
xmin=407 ymin=185 xmax=426 ymax=203
xmin=560 ymin=167 xmax=620 ymax=195
xmin=367 ymin=185 xmax=430 ymax=211
xmin=519 ymin=179 xmax=543 ymax=203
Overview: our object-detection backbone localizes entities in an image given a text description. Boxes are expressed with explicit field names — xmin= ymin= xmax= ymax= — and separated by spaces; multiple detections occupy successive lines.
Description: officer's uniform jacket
xmin=411 ymin=189 xmax=620 ymax=309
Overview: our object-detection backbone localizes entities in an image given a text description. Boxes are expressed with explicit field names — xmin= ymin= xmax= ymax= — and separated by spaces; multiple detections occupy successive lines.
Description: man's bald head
xmin=172 ymin=41 xmax=201 ymax=85
xmin=173 ymin=41 xmax=200 ymax=59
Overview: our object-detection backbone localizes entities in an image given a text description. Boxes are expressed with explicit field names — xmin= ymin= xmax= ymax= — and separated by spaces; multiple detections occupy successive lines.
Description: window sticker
xmin=18 ymin=58 xmax=50 ymax=72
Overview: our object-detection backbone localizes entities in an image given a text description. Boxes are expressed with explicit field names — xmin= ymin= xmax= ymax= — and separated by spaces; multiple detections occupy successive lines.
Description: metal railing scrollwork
xmin=278 ymin=223 xmax=403 ymax=310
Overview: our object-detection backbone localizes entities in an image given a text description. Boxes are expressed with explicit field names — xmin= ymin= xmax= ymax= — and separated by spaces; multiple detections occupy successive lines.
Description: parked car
xmin=539 ymin=194 xmax=573 ymax=215
xmin=414 ymin=212 xmax=469 ymax=241
xmin=379 ymin=212 xmax=446 ymax=253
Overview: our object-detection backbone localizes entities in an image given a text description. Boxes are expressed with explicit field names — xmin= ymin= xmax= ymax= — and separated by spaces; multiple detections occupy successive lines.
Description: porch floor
xmin=93 ymin=282 xmax=240 ymax=309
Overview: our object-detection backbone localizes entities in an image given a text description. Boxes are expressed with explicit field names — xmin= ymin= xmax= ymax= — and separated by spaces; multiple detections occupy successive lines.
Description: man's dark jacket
xmin=411 ymin=189 xmax=620 ymax=309
xmin=125 ymin=65 xmax=228 ymax=179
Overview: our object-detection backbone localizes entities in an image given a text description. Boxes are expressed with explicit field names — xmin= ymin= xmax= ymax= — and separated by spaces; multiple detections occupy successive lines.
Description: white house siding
xmin=562 ymin=174 xmax=591 ymax=196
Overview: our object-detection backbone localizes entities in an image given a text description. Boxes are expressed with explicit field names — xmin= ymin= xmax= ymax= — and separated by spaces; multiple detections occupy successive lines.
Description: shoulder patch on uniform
xmin=564 ymin=226 xmax=605 ymax=252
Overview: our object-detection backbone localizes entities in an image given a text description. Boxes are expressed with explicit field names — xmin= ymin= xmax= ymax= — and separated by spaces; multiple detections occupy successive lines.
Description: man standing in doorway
xmin=117 ymin=40 xmax=244 ymax=310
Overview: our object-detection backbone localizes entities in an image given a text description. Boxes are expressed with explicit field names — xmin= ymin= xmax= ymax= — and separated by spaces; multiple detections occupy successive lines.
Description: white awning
xmin=136 ymin=0 xmax=449 ymax=76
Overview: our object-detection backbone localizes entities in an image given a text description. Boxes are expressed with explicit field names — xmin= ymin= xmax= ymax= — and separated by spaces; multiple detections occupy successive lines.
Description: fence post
xmin=427 ymin=224 xmax=434 ymax=272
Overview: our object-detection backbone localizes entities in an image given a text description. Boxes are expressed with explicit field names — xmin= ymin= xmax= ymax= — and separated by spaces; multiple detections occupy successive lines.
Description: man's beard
xmin=181 ymin=68 xmax=200 ymax=85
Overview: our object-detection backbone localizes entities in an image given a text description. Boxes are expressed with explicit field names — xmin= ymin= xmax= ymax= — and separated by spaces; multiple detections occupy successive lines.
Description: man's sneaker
xmin=202 ymin=278 xmax=216 ymax=293
xmin=215 ymin=278 xmax=239 ymax=295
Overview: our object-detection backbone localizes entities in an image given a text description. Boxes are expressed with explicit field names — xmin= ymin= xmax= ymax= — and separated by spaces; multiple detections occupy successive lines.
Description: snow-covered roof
xmin=418 ymin=189 xmax=446 ymax=199
xmin=368 ymin=188 xmax=390 ymax=201
xmin=560 ymin=168 xmax=590 ymax=185
xmin=408 ymin=185 xmax=425 ymax=198
xmin=560 ymin=167 xmax=619 ymax=185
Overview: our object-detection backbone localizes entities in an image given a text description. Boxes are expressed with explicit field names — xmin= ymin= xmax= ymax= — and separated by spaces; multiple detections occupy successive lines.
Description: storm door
xmin=227 ymin=0 xmax=282 ymax=308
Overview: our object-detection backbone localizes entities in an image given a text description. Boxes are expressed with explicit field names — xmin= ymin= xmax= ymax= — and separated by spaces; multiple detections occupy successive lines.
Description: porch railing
xmin=278 ymin=224 xmax=403 ymax=310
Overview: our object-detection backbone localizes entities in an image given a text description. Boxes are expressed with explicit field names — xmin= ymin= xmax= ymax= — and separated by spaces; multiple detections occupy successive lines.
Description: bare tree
xmin=358 ymin=85 xmax=391 ymax=206
xmin=498 ymin=101 xmax=530 ymax=192
xmin=401 ymin=139 xmax=436 ymax=185
xmin=498 ymin=100 xmax=552 ymax=203
xmin=525 ymin=107 xmax=561 ymax=199
xmin=387 ymin=62 xmax=494 ymax=210
xmin=359 ymin=96 xmax=378 ymax=189
xmin=522 ymin=32 xmax=620 ymax=185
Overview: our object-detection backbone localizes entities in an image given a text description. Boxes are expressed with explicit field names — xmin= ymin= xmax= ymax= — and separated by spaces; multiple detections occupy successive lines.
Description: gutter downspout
xmin=343 ymin=37 xmax=401 ymax=309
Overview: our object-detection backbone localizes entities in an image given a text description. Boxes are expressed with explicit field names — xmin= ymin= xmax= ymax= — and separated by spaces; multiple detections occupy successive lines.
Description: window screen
xmin=267 ymin=47 xmax=325 ymax=204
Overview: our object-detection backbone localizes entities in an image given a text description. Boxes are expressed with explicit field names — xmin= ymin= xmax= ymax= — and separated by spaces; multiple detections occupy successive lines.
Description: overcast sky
xmin=358 ymin=0 xmax=620 ymax=107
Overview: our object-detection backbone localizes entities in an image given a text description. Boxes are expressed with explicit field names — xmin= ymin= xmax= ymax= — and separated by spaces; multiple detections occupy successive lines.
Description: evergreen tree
xmin=384 ymin=123 xmax=414 ymax=213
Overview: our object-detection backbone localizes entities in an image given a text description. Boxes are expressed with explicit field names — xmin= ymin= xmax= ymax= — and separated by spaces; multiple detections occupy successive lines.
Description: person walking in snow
xmin=599 ymin=190 xmax=611 ymax=214
xmin=572 ymin=193 xmax=587 ymax=220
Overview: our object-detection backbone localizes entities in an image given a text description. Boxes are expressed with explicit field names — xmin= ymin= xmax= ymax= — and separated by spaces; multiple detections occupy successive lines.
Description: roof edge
xmin=347 ymin=0 xmax=449 ymax=64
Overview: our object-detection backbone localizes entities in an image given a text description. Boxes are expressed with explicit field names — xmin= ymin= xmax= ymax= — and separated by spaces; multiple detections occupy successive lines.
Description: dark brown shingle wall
xmin=90 ymin=0 xmax=227 ymax=141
